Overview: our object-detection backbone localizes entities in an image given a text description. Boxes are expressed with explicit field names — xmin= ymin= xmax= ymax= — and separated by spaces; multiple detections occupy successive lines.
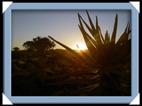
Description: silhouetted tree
xmin=13 ymin=47 xmax=20 ymax=52
xmin=23 ymin=41 xmax=34 ymax=51
xmin=23 ymin=36 xmax=55 ymax=56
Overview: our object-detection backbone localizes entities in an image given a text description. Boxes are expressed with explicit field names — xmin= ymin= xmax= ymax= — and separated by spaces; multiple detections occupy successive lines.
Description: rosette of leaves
xmin=49 ymin=11 xmax=131 ymax=95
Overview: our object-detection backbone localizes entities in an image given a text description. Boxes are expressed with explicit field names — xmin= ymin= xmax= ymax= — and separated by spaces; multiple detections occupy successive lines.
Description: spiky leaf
xmin=104 ymin=30 xmax=110 ymax=44
xmin=116 ymin=22 xmax=131 ymax=46
xmin=98 ymin=26 xmax=105 ymax=43
xmin=78 ymin=13 xmax=93 ymax=35
xmin=78 ymin=25 xmax=96 ymax=55
xmin=86 ymin=10 xmax=96 ymax=31
xmin=111 ymin=14 xmax=118 ymax=45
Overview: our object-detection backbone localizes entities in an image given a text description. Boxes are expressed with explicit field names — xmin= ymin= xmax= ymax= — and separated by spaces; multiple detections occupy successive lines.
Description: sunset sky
xmin=12 ymin=10 xmax=131 ymax=50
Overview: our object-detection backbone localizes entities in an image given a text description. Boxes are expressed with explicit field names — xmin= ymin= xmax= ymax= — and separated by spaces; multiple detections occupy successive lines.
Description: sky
xmin=12 ymin=10 xmax=131 ymax=50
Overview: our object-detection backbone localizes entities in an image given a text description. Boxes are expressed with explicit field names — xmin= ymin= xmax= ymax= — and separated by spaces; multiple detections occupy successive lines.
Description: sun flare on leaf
xmin=72 ymin=42 xmax=88 ymax=51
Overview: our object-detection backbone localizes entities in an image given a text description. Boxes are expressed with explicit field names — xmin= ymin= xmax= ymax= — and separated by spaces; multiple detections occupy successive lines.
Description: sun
xmin=72 ymin=42 xmax=88 ymax=51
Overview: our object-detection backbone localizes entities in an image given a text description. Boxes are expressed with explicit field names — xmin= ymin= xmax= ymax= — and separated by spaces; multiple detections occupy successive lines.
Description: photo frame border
xmin=3 ymin=2 xmax=139 ymax=104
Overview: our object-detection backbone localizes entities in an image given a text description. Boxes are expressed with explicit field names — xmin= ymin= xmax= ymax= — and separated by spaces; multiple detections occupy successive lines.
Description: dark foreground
xmin=12 ymin=49 xmax=131 ymax=96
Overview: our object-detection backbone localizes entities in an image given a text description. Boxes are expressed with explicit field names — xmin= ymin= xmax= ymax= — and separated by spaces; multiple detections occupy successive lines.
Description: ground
xmin=12 ymin=49 xmax=131 ymax=96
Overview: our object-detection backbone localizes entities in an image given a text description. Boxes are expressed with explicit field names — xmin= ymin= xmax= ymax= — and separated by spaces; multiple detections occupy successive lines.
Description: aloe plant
xmin=49 ymin=11 xmax=131 ymax=95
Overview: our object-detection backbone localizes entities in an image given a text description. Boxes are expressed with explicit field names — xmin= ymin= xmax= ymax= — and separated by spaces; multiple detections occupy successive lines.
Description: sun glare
xmin=72 ymin=42 xmax=88 ymax=51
